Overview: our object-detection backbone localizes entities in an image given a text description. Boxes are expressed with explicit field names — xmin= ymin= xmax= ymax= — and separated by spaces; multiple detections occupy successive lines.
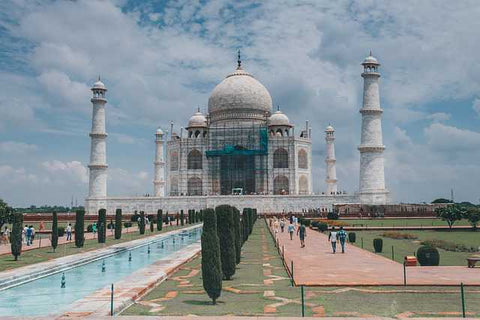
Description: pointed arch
xmin=298 ymin=149 xmax=308 ymax=169
xmin=299 ymin=175 xmax=308 ymax=195
xmin=273 ymin=175 xmax=289 ymax=195
xmin=187 ymin=149 xmax=202 ymax=169
xmin=187 ymin=177 xmax=202 ymax=196
xmin=273 ymin=148 xmax=288 ymax=168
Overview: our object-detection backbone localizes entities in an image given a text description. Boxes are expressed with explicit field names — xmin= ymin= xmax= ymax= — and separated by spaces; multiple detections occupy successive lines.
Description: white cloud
xmin=473 ymin=98 xmax=480 ymax=117
xmin=0 ymin=141 xmax=38 ymax=154
xmin=42 ymin=160 xmax=89 ymax=184
xmin=426 ymin=112 xmax=451 ymax=123
xmin=424 ymin=123 xmax=480 ymax=154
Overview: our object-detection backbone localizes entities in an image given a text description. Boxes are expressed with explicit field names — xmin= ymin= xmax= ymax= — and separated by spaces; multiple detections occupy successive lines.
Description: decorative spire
xmin=98 ymin=75 xmax=101 ymax=81
xmin=369 ymin=50 xmax=372 ymax=56
xmin=237 ymin=49 xmax=242 ymax=69
xmin=197 ymin=107 xmax=200 ymax=112
xmin=277 ymin=105 xmax=280 ymax=111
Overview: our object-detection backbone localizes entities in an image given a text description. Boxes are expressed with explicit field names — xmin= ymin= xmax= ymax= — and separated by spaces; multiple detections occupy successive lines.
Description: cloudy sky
xmin=1 ymin=0 xmax=479 ymax=207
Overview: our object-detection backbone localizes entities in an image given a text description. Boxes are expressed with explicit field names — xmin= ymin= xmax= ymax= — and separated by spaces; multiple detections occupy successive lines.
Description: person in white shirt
xmin=66 ymin=223 xmax=72 ymax=241
xmin=328 ymin=226 xmax=338 ymax=254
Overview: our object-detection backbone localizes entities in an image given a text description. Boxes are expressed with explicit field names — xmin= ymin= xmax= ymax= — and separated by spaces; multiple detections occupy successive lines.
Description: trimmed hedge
xmin=75 ymin=210 xmax=85 ymax=247
xmin=417 ymin=245 xmax=440 ymax=266
xmin=115 ymin=209 xmax=122 ymax=240
xmin=98 ymin=209 xmax=107 ymax=243
xmin=51 ymin=211 xmax=58 ymax=252
xmin=216 ymin=205 xmax=236 ymax=280
xmin=348 ymin=232 xmax=356 ymax=243
xmin=11 ymin=212 xmax=23 ymax=260
xmin=373 ymin=238 xmax=383 ymax=253
xmin=201 ymin=208 xmax=222 ymax=304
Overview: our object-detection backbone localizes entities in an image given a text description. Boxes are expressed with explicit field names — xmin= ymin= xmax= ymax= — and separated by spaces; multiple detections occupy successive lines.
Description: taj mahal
xmin=85 ymin=52 xmax=389 ymax=215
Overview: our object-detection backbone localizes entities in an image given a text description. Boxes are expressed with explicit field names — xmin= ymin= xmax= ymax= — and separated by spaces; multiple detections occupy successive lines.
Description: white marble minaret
xmin=358 ymin=52 xmax=389 ymax=204
xmin=153 ymin=128 xmax=165 ymax=196
xmin=325 ymin=125 xmax=338 ymax=195
xmin=88 ymin=78 xmax=108 ymax=198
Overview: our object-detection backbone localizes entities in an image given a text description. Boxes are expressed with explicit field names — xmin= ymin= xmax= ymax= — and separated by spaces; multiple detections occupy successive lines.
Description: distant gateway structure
xmin=85 ymin=53 xmax=389 ymax=214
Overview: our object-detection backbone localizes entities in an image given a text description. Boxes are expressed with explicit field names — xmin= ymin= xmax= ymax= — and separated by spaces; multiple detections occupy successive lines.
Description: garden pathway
xmin=272 ymin=222 xmax=480 ymax=286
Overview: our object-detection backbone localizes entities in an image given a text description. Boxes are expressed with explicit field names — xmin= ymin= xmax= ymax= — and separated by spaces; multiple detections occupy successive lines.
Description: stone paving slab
xmin=60 ymin=242 xmax=201 ymax=318
xmin=270 ymin=223 xmax=480 ymax=286
xmin=0 ymin=225 xmax=201 ymax=290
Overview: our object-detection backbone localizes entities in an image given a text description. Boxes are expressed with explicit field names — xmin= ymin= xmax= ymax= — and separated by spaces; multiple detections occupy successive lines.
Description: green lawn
xmin=350 ymin=230 xmax=480 ymax=265
xmin=0 ymin=224 xmax=194 ymax=272
xmin=339 ymin=218 xmax=471 ymax=228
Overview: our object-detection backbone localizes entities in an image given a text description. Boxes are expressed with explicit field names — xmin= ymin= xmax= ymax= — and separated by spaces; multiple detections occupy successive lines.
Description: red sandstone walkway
xmin=0 ymin=223 xmax=182 ymax=256
xmin=271 ymin=222 xmax=480 ymax=286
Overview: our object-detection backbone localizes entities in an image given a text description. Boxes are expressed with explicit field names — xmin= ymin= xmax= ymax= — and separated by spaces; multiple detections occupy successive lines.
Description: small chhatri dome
xmin=156 ymin=128 xmax=164 ymax=135
xmin=362 ymin=51 xmax=380 ymax=65
xmin=268 ymin=110 xmax=291 ymax=127
xmin=188 ymin=111 xmax=207 ymax=128
xmin=208 ymin=52 xmax=273 ymax=124
xmin=325 ymin=124 xmax=334 ymax=132
xmin=92 ymin=76 xmax=106 ymax=90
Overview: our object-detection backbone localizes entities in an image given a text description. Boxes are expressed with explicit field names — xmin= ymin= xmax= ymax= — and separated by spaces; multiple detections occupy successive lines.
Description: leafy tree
xmin=180 ymin=210 xmax=184 ymax=226
xmin=201 ymin=208 xmax=222 ymax=304
xmin=232 ymin=207 xmax=241 ymax=264
xmin=139 ymin=211 xmax=146 ymax=234
xmin=11 ymin=212 xmax=23 ymax=261
xmin=98 ymin=209 xmax=107 ymax=243
xmin=465 ymin=207 xmax=480 ymax=230
xmin=435 ymin=205 xmax=465 ymax=229
xmin=216 ymin=205 xmax=236 ymax=280
xmin=115 ymin=209 xmax=122 ymax=239
xmin=157 ymin=209 xmax=163 ymax=231
xmin=75 ymin=209 xmax=85 ymax=247
xmin=432 ymin=198 xmax=453 ymax=204
xmin=51 ymin=211 xmax=58 ymax=252
xmin=0 ymin=199 xmax=14 ymax=231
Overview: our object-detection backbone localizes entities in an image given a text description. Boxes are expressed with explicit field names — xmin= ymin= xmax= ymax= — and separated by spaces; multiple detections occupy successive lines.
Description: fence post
xmin=403 ymin=261 xmax=407 ymax=286
xmin=291 ymin=261 xmax=294 ymax=286
xmin=391 ymin=246 xmax=394 ymax=261
xmin=461 ymin=282 xmax=466 ymax=318
xmin=282 ymin=245 xmax=285 ymax=260
xmin=110 ymin=283 xmax=114 ymax=316
xmin=361 ymin=237 xmax=364 ymax=249
xmin=301 ymin=285 xmax=305 ymax=317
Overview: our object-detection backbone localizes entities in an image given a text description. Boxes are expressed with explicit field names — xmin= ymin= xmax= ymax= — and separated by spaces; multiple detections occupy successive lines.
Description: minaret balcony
xmin=361 ymin=72 xmax=380 ymax=78
xmin=89 ymin=132 xmax=108 ymax=138
xmin=88 ymin=164 xmax=108 ymax=169
xmin=360 ymin=108 xmax=383 ymax=115
xmin=358 ymin=145 xmax=385 ymax=153
xmin=90 ymin=97 xmax=107 ymax=103
xmin=154 ymin=160 xmax=165 ymax=165
xmin=325 ymin=158 xmax=336 ymax=163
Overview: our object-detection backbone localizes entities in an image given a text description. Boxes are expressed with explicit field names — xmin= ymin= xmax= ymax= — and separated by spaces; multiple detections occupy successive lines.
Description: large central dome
xmin=208 ymin=66 xmax=273 ymax=125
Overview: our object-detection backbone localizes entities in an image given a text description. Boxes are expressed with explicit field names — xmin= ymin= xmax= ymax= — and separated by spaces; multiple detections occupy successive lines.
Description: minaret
xmin=88 ymin=78 xmax=108 ymax=198
xmin=358 ymin=52 xmax=389 ymax=204
xmin=153 ymin=128 xmax=165 ymax=197
xmin=325 ymin=125 xmax=337 ymax=195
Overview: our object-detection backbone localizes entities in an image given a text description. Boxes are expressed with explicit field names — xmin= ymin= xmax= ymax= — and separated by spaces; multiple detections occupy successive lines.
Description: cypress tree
xmin=201 ymin=208 xmax=222 ymax=304
xmin=157 ymin=209 xmax=163 ymax=231
xmin=233 ymin=207 xmax=241 ymax=264
xmin=139 ymin=211 xmax=146 ymax=234
xmin=216 ymin=205 xmax=236 ymax=280
xmin=150 ymin=220 xmax=154 ymax=232
xmin=11 ymin=212 xmax=23 ymax=261
xmin=200 ymin=209 xmax=203 ymax=222
xmin=176 ymin=213 xmax=179 ymax=225
xmin=75 ymin=209 xmax=85 ymax=247
xmin=51 ymin=211 xmax=58 ymax=252
xmin=248 ymin=208 xmax=254 ymax=235
xmin=180 ymin=210 xmax=184 ymax=226
xmin=242 ymin=208 xmax=249 ymax=243
xmin=165 ymin=211 xmax=169 ymax=226
xmin=98 ymin=209 xmax=107 ymax=243
xmin=114 ymin=209 xmax=122 ymax=240
xmin=187 ymin=210 xmax=191 ymax=224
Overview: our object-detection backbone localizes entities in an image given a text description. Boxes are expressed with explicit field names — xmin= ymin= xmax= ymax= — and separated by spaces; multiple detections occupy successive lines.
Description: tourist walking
xmin=287 ymin=222 xmax=295 ymax=240
xmin=328 ymin=227 xmax=338 ymax=254
xmin=92 ymin=222 xmax=97 ymax=238
xmin=39 ymin=221 xmax=45 ymax=232
xmin=31 ymin=225 xmax=35 ymax=242
xmin=1 ymin=226 xmax=10 ymax=245
xmin=25 ymin=225 xmax=33 ymax=246
xmin=280 ymin=219 xmax=285 ymax=233
xmin=23 ymin=225 xmax=28 ymax=244
xmin=297 ymin=222 xmax=306 ymax=248
xmin=338 ymin=226 xmax=348 ymax=253
xmin=66 ymin=223 xmax=72 ymax=241
xmin=273 ymin=218 xmax=280 ymax=234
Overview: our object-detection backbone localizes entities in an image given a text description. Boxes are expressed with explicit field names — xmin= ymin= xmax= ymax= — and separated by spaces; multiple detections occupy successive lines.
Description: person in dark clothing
xmin=297 ymin=222 xmax=306 ymax=248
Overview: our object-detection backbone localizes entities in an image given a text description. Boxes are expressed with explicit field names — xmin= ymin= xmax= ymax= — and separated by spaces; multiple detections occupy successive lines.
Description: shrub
xmin=115 ymin=209 xmax=122 ymax=240
xmin=318 ymin=222 xmax=328 ymax=232
xmin=417 ymin=245 xmax=440 ymax=266
xmin=11 ymin=212 xmax=23 ymax=260
xmin=123 ymin=222 xmax=132 ymax=228
xmin=139 ymin=211 xmax=145 ymax=235
xmin=373 ymin=238 xmax=383 ymax=253
xmin=180 ymin=210 xmax=184 ymax=226
xmin=87 ymin=224 xmax=93 ymax=232
xmin=75 ymin=210 xmax=85 ymax=248
xmin=303 ymin=219 xmax=311 ymax=227
xmin=201 ymin=208 xmax=222 ymax=304
xmin=348 ymin=232 xmax=356 ymax=243
xmin=157 ymin=210 xmax=163 ymax=231
xmin=107 ymin=222 xmax=114 ymax=230
xmin=380 ymin=232 xmax=417 ymax=240
xmin=51 ymin=211 xmax=58 ymax=252
xmin=216 ymin=205 xmax=236 ymax=280
xmin=98 ymin=209 xmax=107 ymax=243
xmin=421 ymin=239 xmax=475 ymax=252
xmin=57 ymin=226 xmax=65 ymax=237
xmin=130 ymin=211 xmax=139 ymax=222
xmin=327 ymin=212 xmax=339 ymax=220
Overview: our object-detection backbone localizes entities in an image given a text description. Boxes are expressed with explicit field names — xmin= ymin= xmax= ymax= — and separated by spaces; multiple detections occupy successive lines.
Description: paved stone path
xmin=271 ymin=222 xmax=480 ymax=286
